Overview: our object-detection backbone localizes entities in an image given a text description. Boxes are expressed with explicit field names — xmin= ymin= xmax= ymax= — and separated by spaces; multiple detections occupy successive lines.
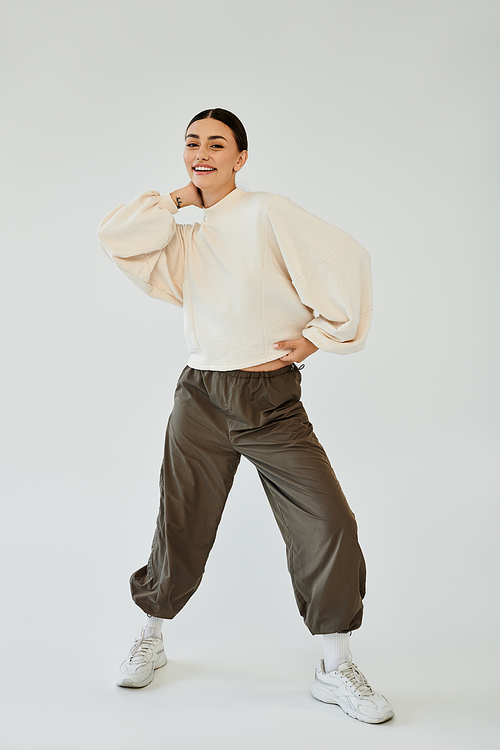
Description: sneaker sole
xmin=311 ymin=681 xmax=395 ymax=724
xmin=117 ymin=651 xmax=168 ymax=689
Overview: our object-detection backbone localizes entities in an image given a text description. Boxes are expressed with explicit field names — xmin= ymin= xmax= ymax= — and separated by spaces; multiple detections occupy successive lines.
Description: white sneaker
xmin=116 ymin=627 xmax=167 ymax=688
xmin=311 ymin=658 xmax=395 ymax=724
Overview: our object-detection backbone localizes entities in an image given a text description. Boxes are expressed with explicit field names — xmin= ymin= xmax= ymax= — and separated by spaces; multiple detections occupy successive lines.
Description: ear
xmin=234 ymin=150 xmax=248 ymax=172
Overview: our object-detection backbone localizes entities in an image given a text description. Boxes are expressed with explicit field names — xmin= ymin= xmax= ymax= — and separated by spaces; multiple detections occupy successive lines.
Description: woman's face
xmin=183 ymin=118 xmax=247 ymax=192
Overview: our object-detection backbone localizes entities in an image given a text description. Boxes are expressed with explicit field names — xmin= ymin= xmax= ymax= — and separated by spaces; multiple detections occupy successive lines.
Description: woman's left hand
xmin=273 ymin=336 xmax=319 ymax=363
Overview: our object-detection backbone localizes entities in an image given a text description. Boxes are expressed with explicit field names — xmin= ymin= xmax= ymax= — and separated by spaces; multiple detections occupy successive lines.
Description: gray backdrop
xmin=1 ymin=1 xmax=499 ymax=748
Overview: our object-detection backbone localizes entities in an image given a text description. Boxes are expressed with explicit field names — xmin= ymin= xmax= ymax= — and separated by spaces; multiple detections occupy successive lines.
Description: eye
xmin=211 ymin=144 xmax=223 ymax=148
xmin=186 ymin=142 xmax=199 ymax=148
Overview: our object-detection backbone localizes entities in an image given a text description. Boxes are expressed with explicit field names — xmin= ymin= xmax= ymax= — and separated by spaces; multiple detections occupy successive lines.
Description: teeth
xmin=194 ymin=167 xmax=214 ymax=171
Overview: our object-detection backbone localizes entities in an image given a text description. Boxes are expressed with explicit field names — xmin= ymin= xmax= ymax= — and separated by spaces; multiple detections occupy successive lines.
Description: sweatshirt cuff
xmin=158 ymin=193 xmax=179 ymax=215
xmin=302 ymin=317 xmax=369 ymax=355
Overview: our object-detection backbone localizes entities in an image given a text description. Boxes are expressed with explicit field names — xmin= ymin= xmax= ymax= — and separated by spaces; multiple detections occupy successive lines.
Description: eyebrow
xmin=185 ymin=133 xmax=228 ymax=142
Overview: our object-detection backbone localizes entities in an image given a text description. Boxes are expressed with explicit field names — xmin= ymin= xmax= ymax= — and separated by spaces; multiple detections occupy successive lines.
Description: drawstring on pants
xmin=291 ymin=362 xmax=305 ymax=371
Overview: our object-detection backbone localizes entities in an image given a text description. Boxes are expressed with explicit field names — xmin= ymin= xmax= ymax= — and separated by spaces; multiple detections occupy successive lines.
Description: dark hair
xmin=185 ymin=108 xmax=248 ymax=153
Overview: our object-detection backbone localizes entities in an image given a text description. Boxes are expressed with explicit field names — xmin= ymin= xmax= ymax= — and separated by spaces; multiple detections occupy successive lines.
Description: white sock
xmin=323 ymin=632 xmax=351 ymax=672
xmin=144 ymin=614 xmax=164 ymax=639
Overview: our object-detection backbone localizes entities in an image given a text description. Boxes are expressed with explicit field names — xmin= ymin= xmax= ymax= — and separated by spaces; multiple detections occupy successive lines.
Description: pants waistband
xmin=187 ymin=362 xmax=305 ymax=379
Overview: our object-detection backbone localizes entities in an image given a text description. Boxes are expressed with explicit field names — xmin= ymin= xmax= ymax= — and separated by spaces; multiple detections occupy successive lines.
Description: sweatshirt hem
xmin=187 ymin=353 xmax=291 ymax=371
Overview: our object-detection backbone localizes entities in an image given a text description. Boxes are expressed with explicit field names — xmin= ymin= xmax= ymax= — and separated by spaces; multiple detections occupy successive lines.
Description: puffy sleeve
xmin=266 ymin=195 xmax=373 ymax=354
xmin=96 ymin=190 xmax=187 ymax=307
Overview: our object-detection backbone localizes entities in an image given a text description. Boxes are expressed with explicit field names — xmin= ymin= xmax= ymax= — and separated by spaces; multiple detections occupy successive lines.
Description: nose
xmin=195 ymin=143 xmax=209 ymax=161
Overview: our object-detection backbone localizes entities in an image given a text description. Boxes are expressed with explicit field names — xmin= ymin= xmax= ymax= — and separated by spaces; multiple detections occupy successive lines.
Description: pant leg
xmin=129 ymin=366 xmax=241 ymax=619
xmin=224 ymin=365 xmax=366 ymax=635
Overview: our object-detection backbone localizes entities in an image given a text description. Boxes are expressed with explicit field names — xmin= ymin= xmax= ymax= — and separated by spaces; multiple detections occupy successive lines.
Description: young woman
xmin=97 ymin=108 xmax=394 ymax=723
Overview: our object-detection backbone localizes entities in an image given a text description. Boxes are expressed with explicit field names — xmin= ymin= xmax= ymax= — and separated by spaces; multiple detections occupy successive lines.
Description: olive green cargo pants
xmin=130 ymin=363 xmax=366 ymax=635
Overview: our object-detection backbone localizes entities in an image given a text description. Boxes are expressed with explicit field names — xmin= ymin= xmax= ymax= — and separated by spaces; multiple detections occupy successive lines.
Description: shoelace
xmin=340 ymin=660 xmax=375 ymax=697
xmin=127 ymin=637 xmax=157 ymax=664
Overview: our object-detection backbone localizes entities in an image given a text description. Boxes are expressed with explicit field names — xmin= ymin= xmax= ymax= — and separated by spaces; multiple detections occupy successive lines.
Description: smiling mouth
xmin=193 ymin=166 xmax=216 ymax=174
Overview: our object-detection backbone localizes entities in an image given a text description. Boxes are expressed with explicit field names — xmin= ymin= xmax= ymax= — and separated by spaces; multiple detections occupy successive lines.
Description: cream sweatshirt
xmin=97 ymin=187 xmax=373 ymax=371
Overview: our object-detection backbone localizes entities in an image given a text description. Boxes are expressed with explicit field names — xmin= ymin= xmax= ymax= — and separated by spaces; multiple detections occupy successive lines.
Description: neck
xmin=201 ymin=180 xmax=237 ymax=208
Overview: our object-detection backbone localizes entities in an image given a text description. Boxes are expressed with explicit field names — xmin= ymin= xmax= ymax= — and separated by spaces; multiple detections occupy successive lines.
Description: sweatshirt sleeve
xmin=266 ymin=195 xmax=373 ymax=354
xmin=96 ymin=190 xmax=186 ymax=307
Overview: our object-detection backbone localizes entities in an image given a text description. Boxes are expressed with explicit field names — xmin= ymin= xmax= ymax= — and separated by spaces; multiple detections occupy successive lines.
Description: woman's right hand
xmin=170 ymin=182 xmax=204 ymax=209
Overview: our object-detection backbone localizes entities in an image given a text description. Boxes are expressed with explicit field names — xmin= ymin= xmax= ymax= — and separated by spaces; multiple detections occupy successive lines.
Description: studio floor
xmin=5 ymin=633 xmax=499 ymax=749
